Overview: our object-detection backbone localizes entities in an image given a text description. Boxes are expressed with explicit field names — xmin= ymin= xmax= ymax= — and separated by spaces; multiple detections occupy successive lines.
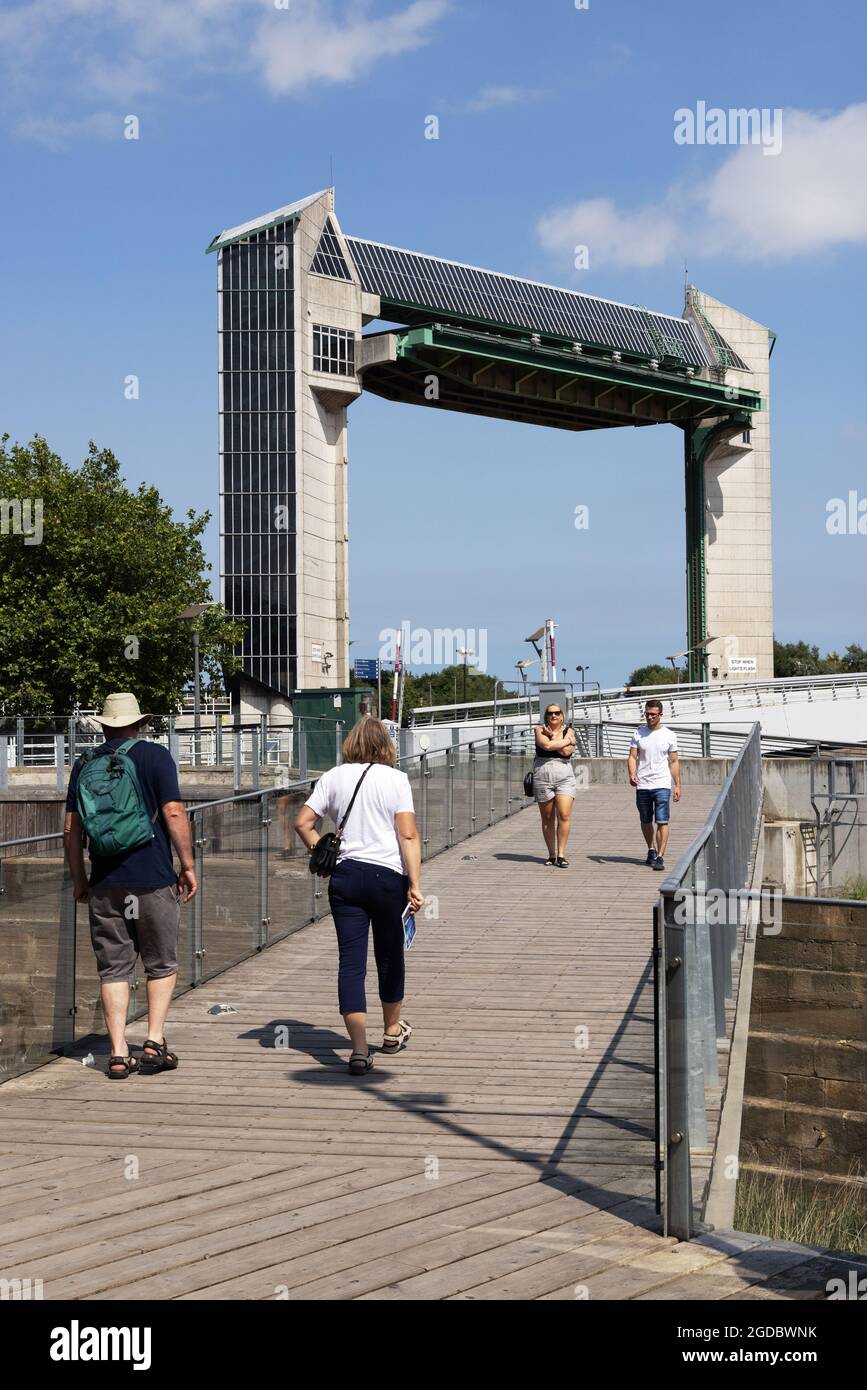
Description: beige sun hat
xmin=96 ymin=693 xmax=152 ymax=728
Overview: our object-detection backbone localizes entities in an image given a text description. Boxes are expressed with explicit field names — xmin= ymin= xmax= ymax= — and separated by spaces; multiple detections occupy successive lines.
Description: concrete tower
xmin=209 ymin=189 xmax=374 ymax=717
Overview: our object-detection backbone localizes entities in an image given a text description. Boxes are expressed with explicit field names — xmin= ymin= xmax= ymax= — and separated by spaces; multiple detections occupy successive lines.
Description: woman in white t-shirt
xmin=294 ymin=716 xmax=423 ymax=1075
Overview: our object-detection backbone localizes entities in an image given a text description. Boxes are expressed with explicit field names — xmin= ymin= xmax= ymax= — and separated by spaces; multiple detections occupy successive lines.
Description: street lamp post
xmin=457 ymin=647 xmax=475 ymax=703
xmin=576 ymin=665 xmax=589 ymax=694
xmin=178 ymin=603 xmax=211 ymax=766
xmin=516 ymin=657 xmax=536 ymax=731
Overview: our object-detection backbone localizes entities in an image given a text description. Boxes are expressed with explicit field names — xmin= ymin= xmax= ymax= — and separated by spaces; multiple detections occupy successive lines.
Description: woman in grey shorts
xmin=534 ymin=704 xmax=577 ymax=867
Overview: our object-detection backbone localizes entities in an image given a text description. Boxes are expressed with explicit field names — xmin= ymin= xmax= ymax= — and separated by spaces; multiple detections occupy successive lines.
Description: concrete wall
xmin=294 ymin=191 xmax=365 ymax=694
xmin=740 ymin=897 xmax=866 ymax=1191
xmin=685 ymin=290 xmax=773 ymax=682
xmin=763 ymin=757 xmax=867 ymax=894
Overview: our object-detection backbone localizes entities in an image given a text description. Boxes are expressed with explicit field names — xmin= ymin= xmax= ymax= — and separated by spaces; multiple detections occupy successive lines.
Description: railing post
xmin=298 ymin=718 xmax=308 ymax=779
xmin=16 ymin=716 xmax=24 ymax=768
xmin=191 ymin=811 xmax=206 ymax=985
xmin=701 ymin=722 xmax=711 ymax=757
xmin=447 ymin=747 xmax=454 ymax=847
xmin=259 ymin=792 xmax=271 ymax=949
xmin=168 ymin=722 xmax=180 ymax=770
xmin=68 ymin=716 xmax=77 ymax=766
xmin=260 ymin=713 xmax=268 ymax=768
xmin=55 ymin=734 xmax=65 ymax=793
xmin=420 ymin=752 xmax=429 ymax=861
xmin=663 ymin=893 xmax=693 ymax=1239
xmin=251 ymin=729 xmax=260 ymax=790
xmin=469 ymin=741 xmax=476 ymax=835
xmin=233 ymin=727 xmax=242 ymax=792
xmin=335 ymin=720 xmax=344 ymax=766
xmin=488 ymin=737 xmax=495 ymax=826
xmin=215 ymin=713 xmax=223 ymax=766
xmin=506 ymin=739 xmax=512 ymax=815
xmin=0 ymin=737 xmax=8 ymax=791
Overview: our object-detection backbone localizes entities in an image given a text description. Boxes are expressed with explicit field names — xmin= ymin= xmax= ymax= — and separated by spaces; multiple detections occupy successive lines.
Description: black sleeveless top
xmin=534 ymin=728 xmax=574 ymax=762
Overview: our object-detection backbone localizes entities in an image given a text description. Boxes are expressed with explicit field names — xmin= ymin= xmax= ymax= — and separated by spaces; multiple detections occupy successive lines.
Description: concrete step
xmin=744 ymin=1029 xmax=867 ymax=1110
xmin=750 ymin=961 xmax=866 ymax=1040
xmin=741 ymin=1095 xmax=867 ymax=1176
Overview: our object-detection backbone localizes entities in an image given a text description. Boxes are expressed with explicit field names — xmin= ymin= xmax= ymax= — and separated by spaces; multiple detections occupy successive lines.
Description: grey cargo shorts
xmin=533 ymin=758 xmax=577 ymax=803
xmin=88 ymin=885 xmax=180 ymax=982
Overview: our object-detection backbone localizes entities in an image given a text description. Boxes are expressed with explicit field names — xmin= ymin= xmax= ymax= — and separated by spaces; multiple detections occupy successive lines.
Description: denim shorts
xmin=636 ymin=788 xmax=671 ymax=825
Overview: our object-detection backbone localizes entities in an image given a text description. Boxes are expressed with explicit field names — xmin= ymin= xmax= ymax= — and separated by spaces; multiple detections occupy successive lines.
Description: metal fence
xmin=655 ymin=722 xmax=764 ymax=1240
xmin=0 ymin=737 xmax=535 ymax=1083
xmin=0 ymin=714 xmax=360 ymax=789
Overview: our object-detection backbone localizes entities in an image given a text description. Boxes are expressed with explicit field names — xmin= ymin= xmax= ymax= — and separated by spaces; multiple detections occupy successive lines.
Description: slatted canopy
xmin=344 ymin=236 xmax=749 ymax=373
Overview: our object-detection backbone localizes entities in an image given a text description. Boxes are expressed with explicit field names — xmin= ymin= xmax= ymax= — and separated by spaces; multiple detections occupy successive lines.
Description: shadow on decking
xmin=238 ymin=951 xmax=660 ymax=1231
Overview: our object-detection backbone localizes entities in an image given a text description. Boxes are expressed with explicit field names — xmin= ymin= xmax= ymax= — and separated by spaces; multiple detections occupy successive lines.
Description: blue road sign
xmin=355 ymin=658 xmax=380 ymax=682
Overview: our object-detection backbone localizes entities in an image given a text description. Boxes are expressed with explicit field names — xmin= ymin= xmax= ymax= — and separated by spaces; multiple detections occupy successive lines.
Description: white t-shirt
xmin=305 ymin=762 xmax=415 ymax=874
xmin=630 ymin=724 xmax=678 ymax=789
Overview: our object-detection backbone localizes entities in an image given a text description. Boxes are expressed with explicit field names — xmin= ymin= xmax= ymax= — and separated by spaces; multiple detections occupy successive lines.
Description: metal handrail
xmin=1 ymin=737 xmax=535 ymax=1083
xmin=408 ymin=671 xmax=867 ymax=724
xmin=655 ymin=722 xmax=764 ymax=1241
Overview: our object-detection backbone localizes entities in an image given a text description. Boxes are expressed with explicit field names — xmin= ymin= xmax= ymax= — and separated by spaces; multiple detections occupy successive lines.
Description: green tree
xmin=626 ymin=663 xmax=680 ymax=687
xmin=0 ymin=436 xmax=245 ymax=714
xmin=360 ymin=664 xmax=517 ymax=721
xmin=773 ymin=640 xmax=823 ymax=677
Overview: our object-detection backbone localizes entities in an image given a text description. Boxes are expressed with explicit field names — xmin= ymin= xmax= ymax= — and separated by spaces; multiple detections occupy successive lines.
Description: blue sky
xmin=1 ymin=0 xmax=865 ymax=689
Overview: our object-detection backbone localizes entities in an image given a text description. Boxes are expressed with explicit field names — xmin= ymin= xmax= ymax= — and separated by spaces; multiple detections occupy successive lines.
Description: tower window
xmin=313 ymin=325 xmax=355 ymax=376
xmin=742 ymin=429 xmax=751 ymax=444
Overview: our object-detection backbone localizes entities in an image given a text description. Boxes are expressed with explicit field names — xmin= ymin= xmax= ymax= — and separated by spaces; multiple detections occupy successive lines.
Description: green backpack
xmin=75 ymin=738 xmax=158 ymax=858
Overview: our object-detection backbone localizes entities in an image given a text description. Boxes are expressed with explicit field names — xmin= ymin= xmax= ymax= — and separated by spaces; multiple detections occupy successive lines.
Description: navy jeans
xmin=327 ymin=858 xmax=408 ymax=1014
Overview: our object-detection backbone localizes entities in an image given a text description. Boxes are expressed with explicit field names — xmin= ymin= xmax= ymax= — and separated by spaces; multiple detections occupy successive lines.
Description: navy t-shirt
xmin=66 ymin=737 xmax=182 ymax=889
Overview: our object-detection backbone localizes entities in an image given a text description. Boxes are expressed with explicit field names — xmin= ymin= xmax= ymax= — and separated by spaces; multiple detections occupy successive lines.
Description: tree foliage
xmin=626 ymin=663 xmax=681 ymax=687
xmin=0 ymin=436 xmax=245 ymax=714
xmin=352 ymin=664 xmax=516 ymax=716
xmin=774 ymin=639 xmax=867 ymax=676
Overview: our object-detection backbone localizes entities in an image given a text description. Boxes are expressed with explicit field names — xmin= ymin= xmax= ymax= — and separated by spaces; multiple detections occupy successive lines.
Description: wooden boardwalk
xmin=0 ymin=785 xmax=857 ymax=1300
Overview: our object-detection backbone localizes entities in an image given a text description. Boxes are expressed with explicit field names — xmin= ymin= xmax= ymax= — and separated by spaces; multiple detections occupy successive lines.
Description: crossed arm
xmin=535 ymin=725 xmax=576 ymax=753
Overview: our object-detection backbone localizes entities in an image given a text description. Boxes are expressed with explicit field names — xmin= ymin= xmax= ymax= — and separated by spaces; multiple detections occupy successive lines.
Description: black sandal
xmin=140 ymin=1038 xmax=179 ymax=1072
xmin=348 ymin=1052 xmax=373 ymax=1075
xmin=556 ymin=856 xmax=569 ymax=868
xmin=107 ymin=1055 xmax=139 ymax=1080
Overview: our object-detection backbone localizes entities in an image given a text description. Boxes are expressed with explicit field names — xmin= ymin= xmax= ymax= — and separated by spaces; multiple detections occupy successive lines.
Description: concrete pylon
xmin=683 ymin=289 xmax=774 ymax=683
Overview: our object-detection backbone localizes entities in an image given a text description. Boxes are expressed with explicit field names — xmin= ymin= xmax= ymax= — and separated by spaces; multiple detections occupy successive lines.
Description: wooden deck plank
xmin=1 ymin=783 xmax=837 ymax=1300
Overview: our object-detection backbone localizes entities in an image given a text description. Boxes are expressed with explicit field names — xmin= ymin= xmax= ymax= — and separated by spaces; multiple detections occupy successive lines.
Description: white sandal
xmin=382 ymin=1020 xmax=413 ymax=1054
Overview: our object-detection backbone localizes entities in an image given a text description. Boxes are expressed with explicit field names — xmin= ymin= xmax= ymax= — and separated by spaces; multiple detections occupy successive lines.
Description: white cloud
xmin=0 ymin=0 xmax=451 ymax=141
xmin=251 ymin=0 xmax=450 ymax=94
xmin=15 ymin=109 xmax=119 ymax=149
xmin=466 ymin=85 xmax=537 ymax=114
xmin=538 ymin=196 xmax=682 ymax=270
xmin=537 ymin=105 xmax=867 ymax=271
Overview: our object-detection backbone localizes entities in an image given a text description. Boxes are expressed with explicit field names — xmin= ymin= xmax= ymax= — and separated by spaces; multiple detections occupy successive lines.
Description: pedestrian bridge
xmin=408 ymin=673 xmax=867 ymax=753
xmin=0 ymin=742 xmax=861 ymax=1300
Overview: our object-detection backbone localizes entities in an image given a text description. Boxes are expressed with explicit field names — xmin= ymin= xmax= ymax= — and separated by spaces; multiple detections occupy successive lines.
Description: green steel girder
xmin=392 ymin=324 xmax=763 ymax=421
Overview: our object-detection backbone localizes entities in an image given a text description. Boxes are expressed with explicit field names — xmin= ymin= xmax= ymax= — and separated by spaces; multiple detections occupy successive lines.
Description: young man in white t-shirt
xmin=627 ymin=699 xmax=681 ymax=872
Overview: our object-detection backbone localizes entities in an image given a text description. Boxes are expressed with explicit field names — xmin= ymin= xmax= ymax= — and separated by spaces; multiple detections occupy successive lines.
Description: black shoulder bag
xmin=308 ymin=764 xmax=373 ymax=878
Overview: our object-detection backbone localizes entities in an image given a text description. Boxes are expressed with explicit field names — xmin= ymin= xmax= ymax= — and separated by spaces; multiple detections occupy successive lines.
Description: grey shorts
xmin=533 ymin=758 xmax=577 ymax=803
xmin=88 ymin=885 xmax=180 ymax=982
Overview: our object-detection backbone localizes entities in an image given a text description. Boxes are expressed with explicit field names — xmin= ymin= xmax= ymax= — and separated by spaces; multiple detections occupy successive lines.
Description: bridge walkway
xmin=0 ymin=785 xmax=854 ymax=1300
